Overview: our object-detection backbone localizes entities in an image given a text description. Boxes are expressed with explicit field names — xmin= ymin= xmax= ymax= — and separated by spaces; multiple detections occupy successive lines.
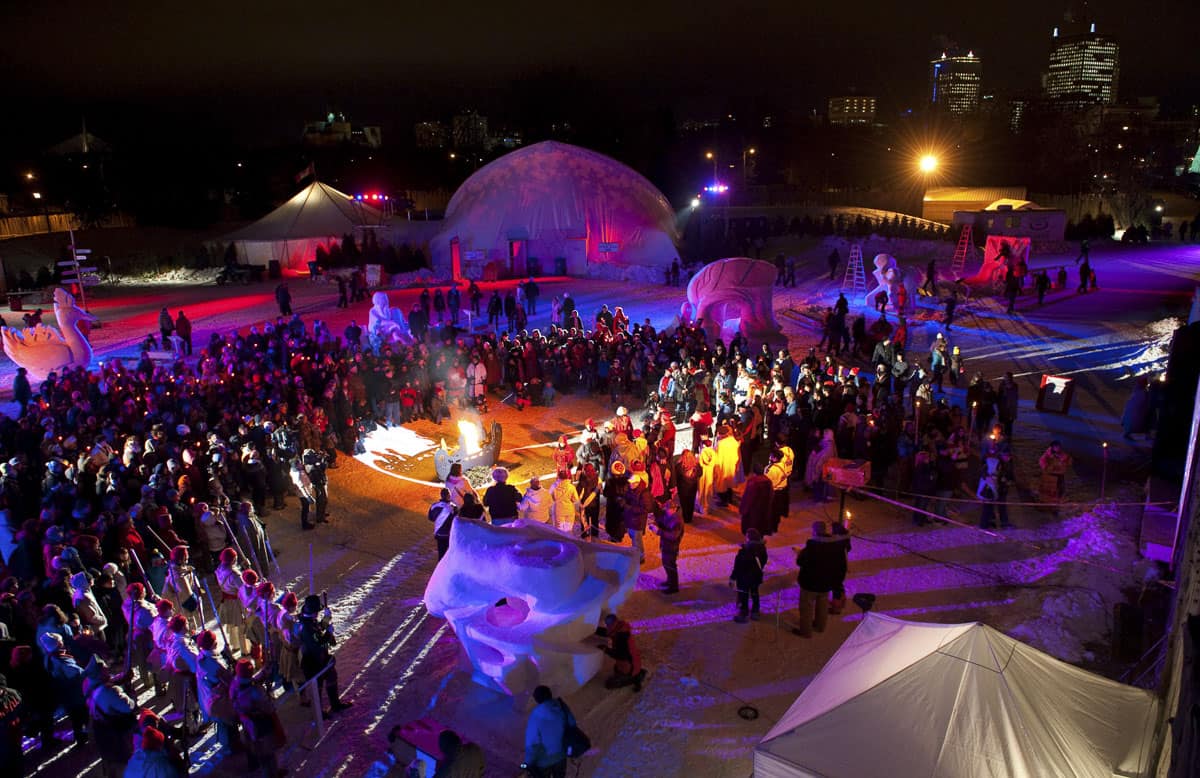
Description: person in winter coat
xmin=518 ymin=476 xmax=552 ymax=524
xmin=651 ymin=504 xmax=684 ymax=594
xmin=428 ymin=489 xmax=457 ymax=560
xmin=696 ymin=439 xmax=716 ymax=515
xmin=274 ymin=593 xmax=305 ymax=694
xmin=230 ymin=660 xmax=286 ymax=778
xmin=764 ymin=450 xmax=790 ymax=534
xmin=793 ymin=521 xmax=845 ymax=638
xmin=604 ymin=462 xmax=629 ymax=540
xmin=87 ymin=662 xmax=137 ymax=777
xmin=713 ymin=424 xmax=740 ymax=507
xmin=997 ymin=372 xmax=1019 ymax=439
xmin=576 ymin=464 xmax=601 ymax=539
xmin=290 ymin=460 xmax=316 ymax=530
xmin=977 ymin=456 xmax=1002 ymax=530
xmin=738 ymin=463 xmax=774 ymax=537
xmin=174 ymin=311 xmax=193 ymax=356
xmin=622 ymin=467 xmax=654 ymax=564
xmin=549 ymin=472 xmax=582 ymax=535
xmin=164 ymin=546 xmax=202 ymax=632
xmin=601 ymin=613 xmax=646 ymax=691
xmin=194 ymin=630 xmax=238 ymax=751
xmin=123 ymin=725 xmax=183 ymax=778
xmin=443 ymin=463 xmax=478 ymax=507
xmin=483 ymin=468 xmax=521 ymax=525
xmin=805 ymin=429 xmax=836 ymax=502
xmin=674 ymin=449 xmax=701 ymax=524
xmin=72 ymin=571 xmax=109 ymax=641
xmin=730 ymin=529 xmax=768 ymax=623
xmin=40 ymin=631 xmax=89 ymax=742
xmin=215 ymin=549 xmax=246 ymax=655
xmin=523 ymin=685 xmax=572 ymax=778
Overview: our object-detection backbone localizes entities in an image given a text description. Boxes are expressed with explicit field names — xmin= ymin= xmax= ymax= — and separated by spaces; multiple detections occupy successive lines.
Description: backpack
xmin=559 ymin=699 xmax=591 ymax=758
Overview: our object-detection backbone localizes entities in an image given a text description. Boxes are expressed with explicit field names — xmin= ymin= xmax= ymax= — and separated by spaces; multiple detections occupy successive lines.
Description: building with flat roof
xmin=828 ymin=96 xmax=877 ymax=126
xmin=929 ymin=51 xmax=982 ymax=115
xmin=1044 ymin=21 xmax=1120 ymax=106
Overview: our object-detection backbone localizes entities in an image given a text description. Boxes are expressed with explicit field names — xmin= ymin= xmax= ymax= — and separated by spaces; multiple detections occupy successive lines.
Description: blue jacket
xmin=525 ymin=699 xmax=572 ymax=768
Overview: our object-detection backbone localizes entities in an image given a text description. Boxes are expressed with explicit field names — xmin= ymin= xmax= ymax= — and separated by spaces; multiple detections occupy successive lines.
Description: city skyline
xmin=1 ymin=1 xmax=1196 ymax=149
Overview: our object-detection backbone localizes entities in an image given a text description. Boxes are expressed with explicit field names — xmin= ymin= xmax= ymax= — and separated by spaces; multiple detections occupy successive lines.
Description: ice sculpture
xmin=424 ymin=518 xmax=639 ymax=696
xmin=367 ymin=291 xmax=413 ymax=344
xmin=1 ymin=288 xmax=97 ymax=381
xmin=685 ymin=258 xmax=785 ymax=348
xmin=863 ymin=254 xmax=918 ymax=316
xmin=962 ymin=236 xmax=1031 ymax=291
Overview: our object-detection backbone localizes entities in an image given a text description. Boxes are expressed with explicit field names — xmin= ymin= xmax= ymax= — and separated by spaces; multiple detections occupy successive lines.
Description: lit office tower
xmin=1044 ymin=22 xmax=1120 ymax=105
xmin=929 ymin=51 xmax=982 ymax=115
xmin=828 ymin=96 xmax=878 ymax=125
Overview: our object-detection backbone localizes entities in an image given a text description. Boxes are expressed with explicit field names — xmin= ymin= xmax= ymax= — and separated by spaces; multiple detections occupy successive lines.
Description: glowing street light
xmin=24 ymin=172 xmax=35 ymax=181
xmin=742 ymin=146 xmax=757 ymax=186
xmin=918 ymin=154 xmax=938 ymax=174
xmin=690 ymin=197 xmax=701 ymax=208
xmin=31 ymin=192 xmax=41 ymax=200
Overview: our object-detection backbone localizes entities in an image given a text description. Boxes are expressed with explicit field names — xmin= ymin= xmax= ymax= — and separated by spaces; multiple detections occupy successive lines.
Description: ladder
xmin=842 ymin=245 xmax=867 ymax=295
xmin=951 ymin=224 xmax=976 ymax=278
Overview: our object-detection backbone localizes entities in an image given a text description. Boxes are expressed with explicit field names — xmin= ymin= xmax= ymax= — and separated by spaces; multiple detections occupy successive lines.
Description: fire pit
xmin=434 ymin=419 xmax=503 ymax=482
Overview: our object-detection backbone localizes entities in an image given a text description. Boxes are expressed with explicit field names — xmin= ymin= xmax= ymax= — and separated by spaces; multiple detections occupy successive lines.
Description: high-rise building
xmin=828 ymin=96 xmax=877 ymax=126
xmin=929 ymin=51 xmax=982 ymax=115
xmin=414 ymin=120 xmax=449 ymax=150
xmin=452 ymin=111 xmax=489 ymax=150
xmin=1043 ymin=21 xmax=1120 ymax=106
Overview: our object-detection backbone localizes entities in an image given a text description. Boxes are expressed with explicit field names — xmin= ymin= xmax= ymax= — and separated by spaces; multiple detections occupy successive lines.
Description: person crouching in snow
xmin=600 ymin=613 xmax=647 ymax=692
xmin=730 ymin=528 xmax=767 ymax=623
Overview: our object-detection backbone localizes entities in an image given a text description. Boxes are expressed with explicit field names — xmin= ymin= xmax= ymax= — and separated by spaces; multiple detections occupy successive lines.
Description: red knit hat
xmin=126 ymin=582 xmax=145 ymax=599
xmin=235 ymin=658 xmax=255 ymax=679
xmin=219 ymin=548 xmax=238 ymax=565
xmin=256 ymin=581 xmax=275 ymax=599
xmin=241 ymin=569 xmax=259 ymax=586
xmin=138 ymin=709 xmax=160 ymax=729
xmin=281 ymin=592 xmax=298 ymax=610
xmin=169 ymin=545 xmax=188 ymax=563
xmin=142 ymin=726 xmax=165 ymax=751
xmin=155 ymin=599 xmax=174 ymax=614
xmin=196 ymin=630 xmax=218 ymax=651
xmin=168 ymin=614 xmax=188 ymax=633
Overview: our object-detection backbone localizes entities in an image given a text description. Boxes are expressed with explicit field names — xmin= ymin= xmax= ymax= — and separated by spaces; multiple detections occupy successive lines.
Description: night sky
xmin=1 ymin=0 xmax=1197 ymax=146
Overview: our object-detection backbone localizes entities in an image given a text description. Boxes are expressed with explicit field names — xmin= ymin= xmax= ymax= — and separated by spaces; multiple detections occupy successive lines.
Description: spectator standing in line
xmin=428 ymin=489 xmax=457 ymax=560
xmin=174 ymin=311 xmax=193 ymax=356
xmin=792 ymin=521 xmax=843 ymax=638
xmin=730 ymin=528 xmax=767 ymax=623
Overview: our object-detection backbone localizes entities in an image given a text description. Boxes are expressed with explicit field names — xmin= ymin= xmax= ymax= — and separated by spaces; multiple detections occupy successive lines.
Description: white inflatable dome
xmin=432 ymin=141 xmax=679 ymax=281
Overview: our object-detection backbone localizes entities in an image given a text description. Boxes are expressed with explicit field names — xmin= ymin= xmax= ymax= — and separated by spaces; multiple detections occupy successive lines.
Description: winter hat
xmin=155 ymin=599 xmax=175 ymax=615
xmin=142 ymin=726 xmax=166 ymax=752
xmin=610 ymin=461 xmax=627 ymax=477
xmin=196 ymin=630 xmax=218 ymax=651
xmin=138 ymin=709 xmax=160 ymax=730
xmin=38 ymin=631 xmax=63 ymax=654
xmin=491 ymin=467 xmax=509 ymax=483
xmin=70 ymin=572 xmax=90 ymax=591
xmin=281 ymin=592 xmax=298 ymax=611
xmin=300 ymin=594 xmax=322 ymax=618
xmin=126 ymin=582 xmax=146 ymax=599
xmin=235 ymin=659 xmax=255 ymax=679
xmin=745 ymin=528 xmax=762 ymax=543
xmin=241 ymin=569 xmax=259 ymax=586
xmin=528 ymin=476 xmax=541 ymax=490
xmin=256 ymin=581 xmax=275 ymax=600
xmin=219 ymin=548 xmax=238 ymax=565
xmin=102 ymin=562 xmax=119 ymax=578
xmin=169 ymin=546 xmax=188 ymax=564
xmin=168 ymin=614 xmax=188 ymax=634
xmin=616 ymin=406 xmax=627 ymax=417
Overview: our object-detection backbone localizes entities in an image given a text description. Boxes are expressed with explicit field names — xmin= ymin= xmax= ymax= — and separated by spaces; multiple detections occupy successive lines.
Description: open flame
xmin=458 ymin=420 xmax=482 ymax=456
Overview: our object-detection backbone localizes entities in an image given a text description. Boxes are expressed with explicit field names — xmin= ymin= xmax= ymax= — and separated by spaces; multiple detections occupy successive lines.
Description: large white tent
xmin=430 ymin=141 xmax=679 ymax=282
xmin=221 ymin=181 xmax=385 ymax=270
xmin=755 ymin=614 xmax=1159 ymax=778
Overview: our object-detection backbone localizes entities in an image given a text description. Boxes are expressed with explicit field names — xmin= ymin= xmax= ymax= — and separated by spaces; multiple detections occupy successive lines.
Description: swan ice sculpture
xmin=1 ymin=288 xmax=97 ymax=380
xmin=368 ymin=291 xmax=414 ymax=345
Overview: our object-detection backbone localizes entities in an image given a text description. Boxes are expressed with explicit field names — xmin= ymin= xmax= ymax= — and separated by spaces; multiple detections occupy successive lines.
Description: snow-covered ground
xmin=12 ymin=239 xmax=1200 ymax=777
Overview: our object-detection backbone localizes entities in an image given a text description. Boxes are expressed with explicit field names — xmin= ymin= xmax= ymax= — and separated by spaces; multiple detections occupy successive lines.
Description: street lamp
xmin=24 ymin=172 xmax=35 ymax=181
xmin=742 ymin=147 xmax=756 ymax=187
xmin=704 ymin=150 xmax=717 ymax=183
xmin=918 ymin=154 xmax=938 ymax=174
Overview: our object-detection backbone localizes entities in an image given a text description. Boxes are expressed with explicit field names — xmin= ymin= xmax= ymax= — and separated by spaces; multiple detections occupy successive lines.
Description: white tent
xmin=221 ymin=181 xmax=384 ymax=270
xmin=430 ymin=141 xmax=678 ymax=282
xmin=755 ymin=614 xmax=1159 ymax=778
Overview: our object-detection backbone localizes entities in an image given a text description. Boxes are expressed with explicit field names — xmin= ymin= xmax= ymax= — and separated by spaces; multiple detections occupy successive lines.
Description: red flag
xmin=295 ymin=162 xmax=315 ymax=184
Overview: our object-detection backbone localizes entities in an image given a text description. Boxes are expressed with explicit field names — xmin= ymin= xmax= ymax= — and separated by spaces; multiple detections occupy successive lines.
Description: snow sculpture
xmin=685 ymin=258 xmax=785 ymax=348
xmin=367 ymin=291 xmax=413 ymax=344
xmin=424 ymin=518 xmax=639 ymax=696
xmin=0 ymin=288 xmax=97 ymax=381
xmin=863 ymin=254 xmax=918 ymax=316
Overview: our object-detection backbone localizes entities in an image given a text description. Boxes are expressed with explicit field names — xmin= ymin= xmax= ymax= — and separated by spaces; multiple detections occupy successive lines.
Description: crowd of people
xmin=0 ymin=261 xmax=1097 ymax=775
